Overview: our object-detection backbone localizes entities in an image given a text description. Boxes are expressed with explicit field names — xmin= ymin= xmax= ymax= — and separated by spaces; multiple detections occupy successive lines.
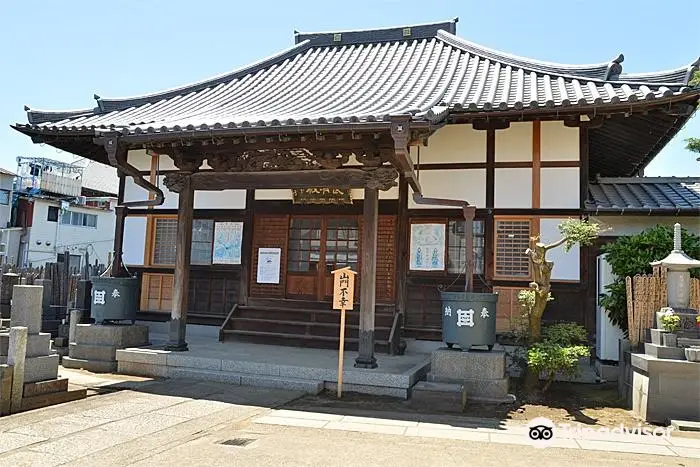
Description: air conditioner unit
xmin=76 ymin=196 xmax=87 ymax=205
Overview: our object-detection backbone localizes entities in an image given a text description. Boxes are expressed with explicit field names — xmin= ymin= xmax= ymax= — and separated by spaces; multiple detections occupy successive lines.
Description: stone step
xmin=68 ymin=342 xmax=117 ymax=362
xmin=427 ymin=374 xmax=510 ymax=398
xmin=644 ymin=343 xmax=686 ymax=360
xmin=21 ymin=387 xmax=87 ymax=412
xmin=74 ymin=324 xmax=149 ymax=347
xmin=410 ymin=381 xmax=466 ymax=412
xmin=24 ymin=354 xmax=59 ymax=384
xmin=167 ymin=366 xmax=323 ymax=394
xmin=62 ymin=356 xmax=117 ymax=373
xmin=23 ymin=378 xmax=69 ymax=398
xmin=670 ymin=420 xmax=700 ymax=432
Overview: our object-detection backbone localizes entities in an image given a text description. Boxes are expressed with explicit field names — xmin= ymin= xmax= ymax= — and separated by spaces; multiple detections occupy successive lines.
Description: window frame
xmin=447 ymin=218 xmax=486 ymax=276
xmin=47 ymin=206 xmax=59 ymax=222
xmin=492 ymin=216 xmax=533 ymax=280
xmin=0 ymin=189 xmax=10 ymax=206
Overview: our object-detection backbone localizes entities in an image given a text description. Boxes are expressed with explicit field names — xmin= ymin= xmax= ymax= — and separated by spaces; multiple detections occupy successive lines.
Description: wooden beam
xmin=164 ymin=168 xmax=398 ymax=192
xmin=463 ymin=206 xmax=476 ymax=292
xmin=166 ymin=175 xmax=194 ymax=351
xmin=112 ymin=206 xmax=127 ymax=277
xmin=580 ymin=126 xmax=589 ymax=210
xmin=355 ymin=187 xmax=378 ymax=369
xmin=390 ymin=117 xmax=422 ymax=193
xmin=486 ymin=128 xmax=495 ymax=209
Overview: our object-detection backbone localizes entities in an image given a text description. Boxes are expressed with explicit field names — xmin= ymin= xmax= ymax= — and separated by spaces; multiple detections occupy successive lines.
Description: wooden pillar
xmin=166 ymin=175 xmax=194 ymax=351
xmin=112 ymin=206 xmax=127 ymax=277
xmin=239 ymin=190 xmax=255 ymax=305
xmin=463 ymin=206 xmax=476 ymax=292
xmin=395 ymin=178 xmax=408 ymax=315
xmin=355 ymin=187 xmax=378 ymax=369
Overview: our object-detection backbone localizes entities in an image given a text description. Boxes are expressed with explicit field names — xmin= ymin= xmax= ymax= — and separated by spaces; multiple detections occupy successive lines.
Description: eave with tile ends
xmin=12 ymin=19 xmax=700 ymax=176
xmin=586 ymin=177 xmax=700 ymax=214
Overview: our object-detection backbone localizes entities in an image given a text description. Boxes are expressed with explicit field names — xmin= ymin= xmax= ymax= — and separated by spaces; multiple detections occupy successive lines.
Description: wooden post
xmin=166 ymin=175 xmax=194 ymax=351
xmin=355 ymin=187 xmax=378 ymax=369
xmin=337 ymin=307 xmax=346 ymax=397
xmin=112 ymin=206 xmax=127 ymax=277
xmin=395 ymin=177 xmax=408 ymax=315
xmin=332 ymin=266 xmax=356 ymax=398
xmin=239 ymin=190 xmax=255 ymax=305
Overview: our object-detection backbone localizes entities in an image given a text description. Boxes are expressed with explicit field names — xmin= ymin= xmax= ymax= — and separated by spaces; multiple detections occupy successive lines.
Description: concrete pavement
xmin=0 ymin=368 xmax=698 ymax=466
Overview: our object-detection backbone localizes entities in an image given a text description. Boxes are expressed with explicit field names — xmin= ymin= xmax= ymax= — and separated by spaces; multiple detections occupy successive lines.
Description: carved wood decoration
xmin=163 ymin=167 xmax=398 ymax=192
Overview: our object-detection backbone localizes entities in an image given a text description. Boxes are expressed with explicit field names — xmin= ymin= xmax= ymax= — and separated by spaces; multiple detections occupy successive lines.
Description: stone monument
xmin=0 ymin=285 xmax=86 ymax=414
xmin=632 ymin=223 xmax=700 ymax=424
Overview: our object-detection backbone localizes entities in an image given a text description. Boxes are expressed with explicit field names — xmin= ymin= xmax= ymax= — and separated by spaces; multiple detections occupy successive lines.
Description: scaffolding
xmin=16 ymin=157 xmax=83 ymax=197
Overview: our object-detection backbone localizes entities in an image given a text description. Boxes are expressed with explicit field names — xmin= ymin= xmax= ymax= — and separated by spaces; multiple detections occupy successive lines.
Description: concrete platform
xmin=116 ymin=333 xmax=435 ymax=399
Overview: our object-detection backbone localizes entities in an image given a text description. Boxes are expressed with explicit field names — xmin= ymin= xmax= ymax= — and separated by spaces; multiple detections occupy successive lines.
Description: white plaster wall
xmin=495 ymin=168 xmax=531 ymax=208
xmin=351 ymin=186 xmax=399 ymax=200
xmin=408 ymin=169 xmax=486 ymax=209
xmin=195 ymin=190 xmax=247 ymax=209
xmin=126 ymin=149 xmax=151 ymax=171
xmin=593 ymin=216 xmax=700 ymax=237
xmin=26 ymin=199 xmax=116 ymax=267
xmin=540 ymin=218 xmax=580 ymax=281
xmin=495 ymin=122 xmax=532 ymax=162
xmin=416 ymin=124 xmax=486 ymax=163
xmin=540 ymin=168 xmax=580 ymax=208
xmin=0 ymin=173 xmax=14 ymax=228
xmin=541 ymin=121 xmax=579 ymax=161
xmin=123 ymin=216 xmax=147 ymax=265
xmin=255 ymin=189 xmax=292 ymax=200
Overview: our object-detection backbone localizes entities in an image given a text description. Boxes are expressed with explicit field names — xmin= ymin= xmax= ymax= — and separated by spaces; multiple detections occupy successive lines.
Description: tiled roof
xmin=587 ymin=177 xmax=700 ymax=213
xmin=0 ymin=168 xmax=16 ymax=177
xmin=15 ymin=20 xmax=699 ymax=136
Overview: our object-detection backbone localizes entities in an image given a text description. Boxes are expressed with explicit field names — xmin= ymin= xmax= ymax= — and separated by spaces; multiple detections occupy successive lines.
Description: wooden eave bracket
xmin=390 ymin=116 xmax=421 ymax=194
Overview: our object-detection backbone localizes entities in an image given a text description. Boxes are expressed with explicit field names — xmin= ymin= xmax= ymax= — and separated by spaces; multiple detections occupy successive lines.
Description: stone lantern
xmin=651 ymin=223 xmax=700 ymax=310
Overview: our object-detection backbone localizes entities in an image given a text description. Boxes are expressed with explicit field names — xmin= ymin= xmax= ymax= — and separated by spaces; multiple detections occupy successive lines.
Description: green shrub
xmin=526 ymin=322 xmax=590 ymax=391
xmin=600 ymin=225 xmax=700 ymax=331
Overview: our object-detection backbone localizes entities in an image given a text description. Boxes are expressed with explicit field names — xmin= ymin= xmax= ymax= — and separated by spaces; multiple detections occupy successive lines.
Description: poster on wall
xmin=409 ymin=223 xmax=445 ymax=271
xmin=256 ymin=248 xmax=281 ymax=284
xmin=212 ymin=222 xmax=243 ymax=264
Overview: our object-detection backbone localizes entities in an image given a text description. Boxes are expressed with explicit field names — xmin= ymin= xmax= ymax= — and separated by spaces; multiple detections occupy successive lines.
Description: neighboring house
xmin=4 ymin=157 xmax=117 ymax=268
xmin=14 ymin=20 xmax=700 ymax=356
xmin=0 ymin=168 xmax=15 ymax=228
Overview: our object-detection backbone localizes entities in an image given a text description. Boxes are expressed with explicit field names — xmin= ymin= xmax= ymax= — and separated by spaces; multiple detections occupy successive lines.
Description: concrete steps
xmin=168 ymin=367 xmax=324 ymax=394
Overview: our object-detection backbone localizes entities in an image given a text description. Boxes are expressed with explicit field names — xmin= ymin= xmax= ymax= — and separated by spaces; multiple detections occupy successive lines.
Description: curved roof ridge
xmin=25 ymin=106 xmax=98 ymax=125
xmin=436 ymin=30 xmax=623 ymax=80
xmin=96 ymin=40 xmax=313 ymax=113
xmin=618 ymin=57 xmax=700 ymax=85
xmin=294 ymin=19 xmax=457 ymax=46
xmin=594 ymin=176 xmax=700 ymax=183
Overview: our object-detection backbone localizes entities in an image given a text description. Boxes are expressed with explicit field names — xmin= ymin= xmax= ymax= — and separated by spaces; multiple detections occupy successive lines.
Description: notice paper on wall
xmin=256 ymin=247 xmax=281 ymax=284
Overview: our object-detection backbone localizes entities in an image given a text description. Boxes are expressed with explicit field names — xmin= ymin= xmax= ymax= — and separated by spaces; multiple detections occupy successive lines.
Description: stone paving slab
xmin=8 ymin=413 xmax=108 ymax=438
xmin=251 ymin=409 xmax=700 ymax=459
xmin=154 ymin=399 xmax=236 ymax=419
xmin=0 ymin=431 xmax=46 ymax=454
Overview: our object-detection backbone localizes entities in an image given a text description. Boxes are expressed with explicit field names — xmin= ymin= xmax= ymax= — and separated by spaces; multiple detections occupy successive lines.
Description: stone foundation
xmin=64 ymin=324 xmax=149 ymax=373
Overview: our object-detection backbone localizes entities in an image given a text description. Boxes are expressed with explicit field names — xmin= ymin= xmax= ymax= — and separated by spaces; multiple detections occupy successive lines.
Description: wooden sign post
xmin=331 ymin=266 xmax=356 ymax=398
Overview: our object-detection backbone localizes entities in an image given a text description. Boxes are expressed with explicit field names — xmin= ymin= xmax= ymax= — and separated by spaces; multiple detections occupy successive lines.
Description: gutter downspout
xmin=97 ymin=134 xmax=164 ymax=208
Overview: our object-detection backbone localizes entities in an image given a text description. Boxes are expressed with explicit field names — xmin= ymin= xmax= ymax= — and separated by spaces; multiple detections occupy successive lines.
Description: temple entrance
xmin=285 ymin=216 xmax=360 ymax=301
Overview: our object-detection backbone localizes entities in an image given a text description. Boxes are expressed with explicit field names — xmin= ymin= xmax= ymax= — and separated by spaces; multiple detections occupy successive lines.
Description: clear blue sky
xmin=2 ymin=0 xmax=698 ymax=175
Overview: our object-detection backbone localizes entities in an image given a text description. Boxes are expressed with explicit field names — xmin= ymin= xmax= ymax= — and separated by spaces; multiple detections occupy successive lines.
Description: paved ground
xmin=0 ymin=368 xmax=698 ymax=466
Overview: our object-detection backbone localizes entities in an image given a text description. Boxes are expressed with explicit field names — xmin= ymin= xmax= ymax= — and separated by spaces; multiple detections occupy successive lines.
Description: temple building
xmin=13 ymin=20 xmax=700 ymax=366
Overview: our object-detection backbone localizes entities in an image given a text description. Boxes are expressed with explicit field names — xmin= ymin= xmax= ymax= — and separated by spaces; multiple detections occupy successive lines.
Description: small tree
xmin=687 ymin=70 xmax=699 ymax=158
xmin=527 ymin=323 xmax=590 ymax=392
xmin=525 ymin=219 xmax=600 ymax=344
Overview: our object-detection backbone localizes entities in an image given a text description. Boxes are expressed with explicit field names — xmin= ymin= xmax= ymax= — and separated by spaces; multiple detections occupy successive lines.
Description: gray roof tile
xmin=16 ymin=20 xmax=700 ymax=136
xmin=587 ymin=177 xmax=700 ymax=213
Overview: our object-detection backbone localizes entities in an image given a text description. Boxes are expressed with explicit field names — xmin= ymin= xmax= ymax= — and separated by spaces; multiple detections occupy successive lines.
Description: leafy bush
xmin=526 ymin=322 xmax=590 ymax=391
xmin=600 ymin=225 xmax=700 ymax=331
xmin=659 ymin=308 xmax=681 ymax=333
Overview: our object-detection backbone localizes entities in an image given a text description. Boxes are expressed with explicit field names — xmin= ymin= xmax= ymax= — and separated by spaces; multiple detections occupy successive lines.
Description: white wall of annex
xmin=495 ymin=122 xmax=532 ymax=162
xmin=26 ymin=199 xmax=116 ymax=267
xmin=541 ymin=121 xmax=579 ymax=161
xmin=351 ymin=186 xmax=399 ymax=200
xmin=413 ymin=124 xmax=486 ymax=163
xmin=255 ymin=189 xmax=292 ymax=200
xmin=593 ymin=216 xmax=700 ymax=237
xmin=0 ymin=173 xmax=14 ymax=228
xmin=495 ymin=168 xmax=531 ymax=208
xmin=408 ymin=169 xmax=486 ymax=209
xmin=123 ymin=216 xmax=147 ymax=265
xmin=540 ymin=218 xmax=580 ymax=281
xmin=540 ymin=168 xmax=580 ymax=208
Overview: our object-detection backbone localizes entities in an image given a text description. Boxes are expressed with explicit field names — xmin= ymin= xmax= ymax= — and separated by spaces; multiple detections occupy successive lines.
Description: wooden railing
xmin=218 ymin=304 xmax=239 ymax=342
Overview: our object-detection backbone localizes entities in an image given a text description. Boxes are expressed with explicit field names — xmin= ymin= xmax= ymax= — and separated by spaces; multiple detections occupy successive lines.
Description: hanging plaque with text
xmin=292 ymin=187 xmax=352 ymax=205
